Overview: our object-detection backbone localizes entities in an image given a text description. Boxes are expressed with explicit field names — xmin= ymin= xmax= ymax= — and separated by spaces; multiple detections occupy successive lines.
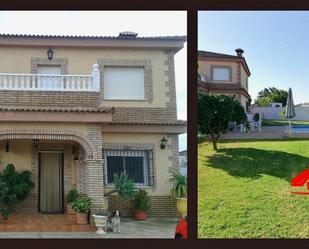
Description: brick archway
xmin=0 ymin=129 xmax=99 ymax=159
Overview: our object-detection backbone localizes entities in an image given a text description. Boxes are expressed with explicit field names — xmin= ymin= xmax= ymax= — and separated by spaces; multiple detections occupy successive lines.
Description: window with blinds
xmin=104 ymin=66 xmax=145 ymax=100
xmin=104 ymin=150 xmax=153 ymax=186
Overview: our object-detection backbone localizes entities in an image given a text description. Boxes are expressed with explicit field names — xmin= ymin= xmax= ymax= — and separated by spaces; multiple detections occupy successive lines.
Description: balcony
xmin=0 ymin=64 xmax=100 ymax=92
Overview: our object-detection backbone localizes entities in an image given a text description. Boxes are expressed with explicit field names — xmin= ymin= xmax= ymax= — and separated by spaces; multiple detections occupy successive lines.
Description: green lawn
xmin=262 ymin=119 xmax=309 ymax=126
xmin=198 ymin=139 xmax=309 ymax=238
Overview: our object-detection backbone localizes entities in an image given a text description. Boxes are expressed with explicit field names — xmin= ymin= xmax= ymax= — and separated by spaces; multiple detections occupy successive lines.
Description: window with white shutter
xmin=104 ymin=67 xmax=145 ymax=100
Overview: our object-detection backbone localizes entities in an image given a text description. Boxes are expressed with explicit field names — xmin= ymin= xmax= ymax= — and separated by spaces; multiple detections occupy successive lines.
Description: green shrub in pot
xmin=133 ymin=189 xmax=150 ymax=221
xmin=71 ymin=196 xmax=92 ymax=213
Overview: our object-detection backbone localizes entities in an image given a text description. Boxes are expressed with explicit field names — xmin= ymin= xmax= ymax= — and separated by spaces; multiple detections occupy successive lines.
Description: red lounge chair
xmin=291 ymin=168 xmax=309 ymax=195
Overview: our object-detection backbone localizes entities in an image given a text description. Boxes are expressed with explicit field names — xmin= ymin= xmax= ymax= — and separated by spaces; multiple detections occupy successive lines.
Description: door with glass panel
xmin=39 ymin=152 xmax=64 ymax=213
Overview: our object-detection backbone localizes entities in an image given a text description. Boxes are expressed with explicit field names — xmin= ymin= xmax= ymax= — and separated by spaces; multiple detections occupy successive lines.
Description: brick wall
xmin=108 ymin=195 xmax=179 ymax=218
xmin=0 ymin=91 xmax=100 ymax=107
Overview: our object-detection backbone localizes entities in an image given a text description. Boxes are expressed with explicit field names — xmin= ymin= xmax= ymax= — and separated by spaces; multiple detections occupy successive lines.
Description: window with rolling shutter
xmin=104 ymin=66 xmax=145 ymax=100
xmin=104 ymin=150 xmax=153 ymax=186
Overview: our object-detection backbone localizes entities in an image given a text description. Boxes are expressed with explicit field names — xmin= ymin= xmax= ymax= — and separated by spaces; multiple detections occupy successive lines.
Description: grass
xmin=198 ymin=139 xmax=309 ymax=238
xmin=262 ymin=119 xmax=309 ymax=126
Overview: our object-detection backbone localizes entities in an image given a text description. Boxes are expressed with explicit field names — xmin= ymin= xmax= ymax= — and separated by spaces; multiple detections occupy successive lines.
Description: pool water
xmin=292 ymin=125 xmax=309 ymax=133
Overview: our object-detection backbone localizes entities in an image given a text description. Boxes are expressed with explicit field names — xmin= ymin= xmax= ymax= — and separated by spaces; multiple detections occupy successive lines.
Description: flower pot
xmin=134 ymin=209 xmax=147 ymax=221
xmin=176 ymin=197 xmax=187 ymax=217
xmin=76 ymin=212 xmax=88 ymax=224
xmin=93 ymin=214 xmax=108 ymax=234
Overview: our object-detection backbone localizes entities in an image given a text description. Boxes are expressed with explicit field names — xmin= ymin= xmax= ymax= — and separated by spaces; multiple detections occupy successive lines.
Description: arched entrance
xmin=0 ymin=129 xmax=104 ymax=214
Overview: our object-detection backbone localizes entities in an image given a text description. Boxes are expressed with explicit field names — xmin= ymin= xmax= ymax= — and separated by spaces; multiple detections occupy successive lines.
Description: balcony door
xmin=37 ymin=65 xmax=61 ymax=89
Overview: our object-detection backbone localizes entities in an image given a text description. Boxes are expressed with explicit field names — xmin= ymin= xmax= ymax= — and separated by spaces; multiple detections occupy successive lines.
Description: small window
xmin=213 ymin=67 xmax=230 ymax=81
xmin=104 ymin=67 xmax=145 ymax=100
xmin=104 ymin=150 xmax=151 ymax=186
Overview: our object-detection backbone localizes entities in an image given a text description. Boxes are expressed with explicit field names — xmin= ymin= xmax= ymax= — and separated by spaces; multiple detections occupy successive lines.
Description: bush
xmin=71 ymin=196 xmax=92 ymax=213
xmin=133 ymin=189 xmax=150 ymax=211
xmin=169 ymin=167 xmax=187 ymax=198
xmin=113 ymin=172 xmax=135 ymax=200
xmin=67 ymin=188 xmax=79 ymax=204
xmin=0 ymin=164 xmax=35 ymax=220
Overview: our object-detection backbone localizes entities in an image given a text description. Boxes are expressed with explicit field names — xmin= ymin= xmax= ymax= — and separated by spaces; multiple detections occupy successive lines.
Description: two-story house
xmin=198 ymin=49 xmax=251 ymax=111
xmin=0 ymin=32 xmax=186 ymax=218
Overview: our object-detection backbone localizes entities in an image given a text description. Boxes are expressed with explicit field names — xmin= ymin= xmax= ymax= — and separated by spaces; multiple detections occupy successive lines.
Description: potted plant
xmin=71 ymin=195 xmax=92 ymax=224
xmin=133 ymin=189 xmax=150 ymax=221
xmin=169 ymin=167 xmax=187 ymax=217
xmin=67 ymin=188 xmax=79 ymax=213
xmin=92 ymin=210 xmax=108 ymax=234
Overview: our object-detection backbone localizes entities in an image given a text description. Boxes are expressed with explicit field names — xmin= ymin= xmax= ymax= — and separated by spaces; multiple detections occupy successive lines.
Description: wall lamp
xmin=160 ymin=137 xmax=168 ymax=149
xmin=47 ymin=48 xmax=54 ymax=60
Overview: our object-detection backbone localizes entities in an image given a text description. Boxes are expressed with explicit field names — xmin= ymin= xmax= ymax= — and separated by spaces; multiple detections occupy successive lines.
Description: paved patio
xmin=0 ymin=213 xmax=177 ymax=238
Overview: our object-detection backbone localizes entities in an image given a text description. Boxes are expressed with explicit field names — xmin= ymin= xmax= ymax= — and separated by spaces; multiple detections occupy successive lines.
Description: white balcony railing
xmin=0 ymin=64 xmax=100 ymax=92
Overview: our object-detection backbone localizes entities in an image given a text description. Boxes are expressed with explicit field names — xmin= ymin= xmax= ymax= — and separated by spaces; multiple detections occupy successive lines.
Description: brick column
xmin=85 ymin=159 xmax=105 ymax=219
xmin=86 ymin=124 xmax=104 ymax=219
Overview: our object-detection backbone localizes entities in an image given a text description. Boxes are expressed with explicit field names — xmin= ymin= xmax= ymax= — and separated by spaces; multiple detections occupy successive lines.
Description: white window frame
xmin=212 ymin=67 xmax=231 ymax=81
xmin=104 ymin=150 xmax=149 ymax=187
xmin=103 ymin=66 xmax=145 ymax=100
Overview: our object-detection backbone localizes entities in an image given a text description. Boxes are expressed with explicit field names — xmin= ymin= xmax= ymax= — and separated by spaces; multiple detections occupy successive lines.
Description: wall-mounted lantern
xmin=47 ymin=48 xmax=53 ymax=60
xmin=160 ymin=137 xmax=168 ymax=149
xmin=5 ymin=141 xmax=9 ymax=153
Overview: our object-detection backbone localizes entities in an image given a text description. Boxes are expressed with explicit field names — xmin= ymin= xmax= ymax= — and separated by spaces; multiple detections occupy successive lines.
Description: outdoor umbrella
xmin=285 ymin=87 xmax=296 ymax=135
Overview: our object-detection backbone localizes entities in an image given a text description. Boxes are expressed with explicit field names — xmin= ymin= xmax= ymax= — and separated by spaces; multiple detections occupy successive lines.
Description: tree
xmin=255 ymin=87 xmax=288 ymax=107
xmin=198 ymin=93 xmax=248 ymax=150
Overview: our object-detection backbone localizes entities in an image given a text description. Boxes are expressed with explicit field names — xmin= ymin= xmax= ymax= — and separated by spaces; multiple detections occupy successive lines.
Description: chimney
xmin=118 ymin=31 xmax=138 ymax=38
xmin=235 ymin=48 xmax=244 ymax=57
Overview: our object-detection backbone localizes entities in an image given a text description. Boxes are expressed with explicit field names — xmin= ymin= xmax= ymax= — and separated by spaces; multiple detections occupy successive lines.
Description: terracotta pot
xmin=76 ymin=212 xmax=88 ymax=224
xmin=176 ymin=197 xmax=187 ymax=217
xmin=134 ymin=209 xmax=147 ymax=221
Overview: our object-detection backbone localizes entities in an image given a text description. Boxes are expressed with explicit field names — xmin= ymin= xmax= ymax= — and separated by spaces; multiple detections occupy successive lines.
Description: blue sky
xmin=0 ymin=11 xmax=187 ymax=151
xmin=198 ymin=11 xmax=309 ymax=105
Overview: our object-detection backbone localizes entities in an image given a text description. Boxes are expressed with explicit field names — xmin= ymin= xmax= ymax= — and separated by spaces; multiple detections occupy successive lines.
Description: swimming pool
xmin=291 ymin=125 xmax=309 ymax=133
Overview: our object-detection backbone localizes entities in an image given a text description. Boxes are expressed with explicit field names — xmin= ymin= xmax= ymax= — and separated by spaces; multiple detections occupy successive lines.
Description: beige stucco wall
xmin=240 ymin=65 xmax=248 ymax=90
xmin=240 ymin=94 xmax=248 ymax=109
xmin=0 ymin=140 xmax=32 ymax=172
xmin=0 ymin=46 xmax=168 ymax=108
xmin=102 ymin=132 xmax=174 ymax=196
xmin=198 ymin=59 xmax=238 ymax=83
